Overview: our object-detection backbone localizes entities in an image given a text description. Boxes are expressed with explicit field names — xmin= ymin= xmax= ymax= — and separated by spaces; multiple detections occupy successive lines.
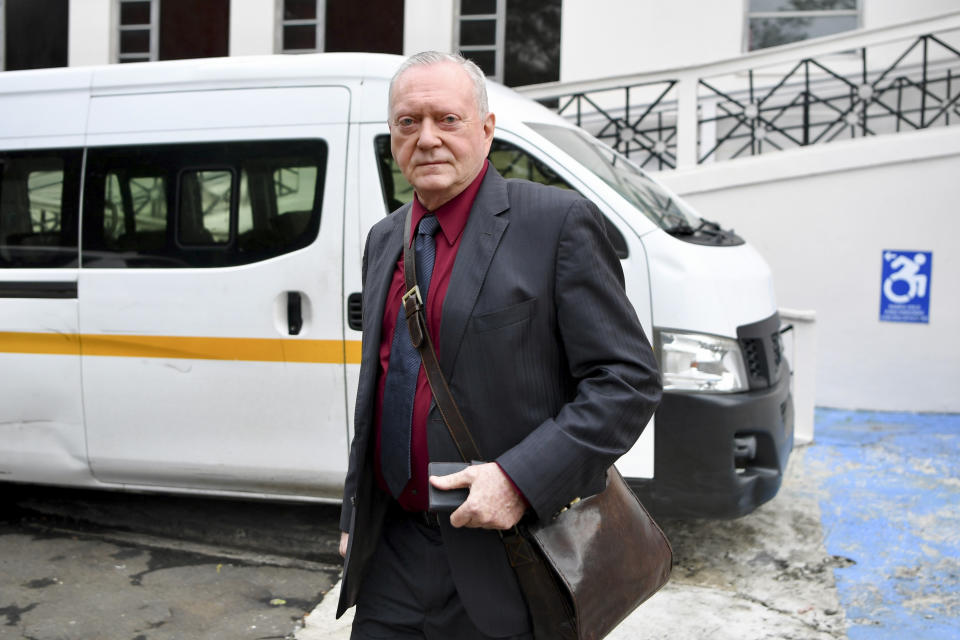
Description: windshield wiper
xmin=693 ymin=218 xmax=727 ymax=236
xmin=663 ymin=220 xmax=697 ymax=235
xmin=665 ymin=218 xmax=727 ymax=236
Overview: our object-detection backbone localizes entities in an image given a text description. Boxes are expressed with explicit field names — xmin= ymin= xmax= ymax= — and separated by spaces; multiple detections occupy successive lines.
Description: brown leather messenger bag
xmin=400 ymin=209 xmax=673 ymax=640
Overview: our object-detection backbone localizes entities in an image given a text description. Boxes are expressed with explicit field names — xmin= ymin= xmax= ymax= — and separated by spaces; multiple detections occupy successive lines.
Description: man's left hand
xmin=429 ymin=462 xmax=526 ymax=530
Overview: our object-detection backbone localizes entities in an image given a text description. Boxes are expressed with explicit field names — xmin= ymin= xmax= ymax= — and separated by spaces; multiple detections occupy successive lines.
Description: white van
xmin=0 ymin=53 xmax=792 ymax=518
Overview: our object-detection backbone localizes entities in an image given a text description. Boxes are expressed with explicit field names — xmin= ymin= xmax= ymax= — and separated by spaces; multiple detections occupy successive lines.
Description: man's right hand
xmin=339 ymin=531 xmax=349 ymax=558
xmin=430 ymin=462 xmax=526 ymax=530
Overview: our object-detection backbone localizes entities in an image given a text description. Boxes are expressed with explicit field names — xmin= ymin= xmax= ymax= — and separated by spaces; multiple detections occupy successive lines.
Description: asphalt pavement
xmin=2 ymin=409 xmax=957 ymax=639
xmin=0 ymin=489 xmax=343 ymax=639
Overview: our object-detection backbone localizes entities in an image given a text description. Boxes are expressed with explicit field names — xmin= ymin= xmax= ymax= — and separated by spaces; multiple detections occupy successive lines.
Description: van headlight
xmin=655 ymin=329 xmax=748 ymax=393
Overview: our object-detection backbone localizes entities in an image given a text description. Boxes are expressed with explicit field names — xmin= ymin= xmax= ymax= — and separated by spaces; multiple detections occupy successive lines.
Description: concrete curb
xmin=296 ymin=577 xmax=353 ymax=639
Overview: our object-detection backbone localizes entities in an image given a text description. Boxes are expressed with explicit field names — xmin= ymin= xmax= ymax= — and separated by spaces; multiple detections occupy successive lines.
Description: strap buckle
xmin=402 ymin=285 xmax=426 ymax=348
xmin=402 ymin=285 xmax=423 ymax=322
xmin=402 ymin=285 xmax=422 ymax=306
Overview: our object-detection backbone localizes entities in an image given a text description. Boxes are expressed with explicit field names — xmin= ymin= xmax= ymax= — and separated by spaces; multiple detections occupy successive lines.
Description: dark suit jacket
xmin=337 ymin=167 xmax=662 ymax=636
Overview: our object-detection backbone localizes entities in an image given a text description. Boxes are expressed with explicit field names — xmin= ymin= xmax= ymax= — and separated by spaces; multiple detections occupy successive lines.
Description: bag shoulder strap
xmin=403 ymin=210 xmax=581 ymax=639
xmin=401 ymin=208 xmax=482 ymax=463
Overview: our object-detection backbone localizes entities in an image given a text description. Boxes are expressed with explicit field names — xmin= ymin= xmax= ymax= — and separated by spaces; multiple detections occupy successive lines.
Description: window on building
xmin=325 ymin=0 xmax=403 ymax=53
xmin=279 ymin=0 xmax=324 ymax=52
xmin=2 ymin=0 xmax=69 ymax=71
xmin=277 ymin=0 xmax=404 ymax=55
xmin=746 ymin=0 xmax=860 ymax=51
xmin=503 ymin=0 xmax=561 ymax=87
xmin=118 ymin=0 xmax=157 ymax=63
xmin=159 ymin=0 xmax=229 ymax=60
xmin=457 ymin=0 xmax=504 ymax=81
xmin=456 ymin=0 xmax=560 ymax=87
xmin=116 ymin=0 xmax=229 ymax=63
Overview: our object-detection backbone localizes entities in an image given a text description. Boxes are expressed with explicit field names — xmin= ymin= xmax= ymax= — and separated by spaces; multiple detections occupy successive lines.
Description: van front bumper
xmin=629 ymin=372 xmax=794 ymax=519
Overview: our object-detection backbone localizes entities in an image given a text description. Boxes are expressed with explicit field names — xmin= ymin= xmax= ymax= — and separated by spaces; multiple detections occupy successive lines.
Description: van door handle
xmin=347 ymin=292 xmax=362 ymax=331
xmin=287 ymin=291 xmax=303 ymax=335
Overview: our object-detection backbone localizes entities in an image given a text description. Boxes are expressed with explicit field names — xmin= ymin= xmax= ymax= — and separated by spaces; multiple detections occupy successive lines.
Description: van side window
xmin=487 ymin=140 xmax=571 ymax=189
xmin=372 ymin=135 xmax=628 ymax=258
xmin=103 ymin=173 xmax=168 ymax=249
xmin=374 ymin=135 xmax=412 ymax=212
xmin=178 ymin=169 xmax=232 ymax=245
xmin=268 ymin=165 xmax=318 ymax=241
xmin=374 ymin=135 xmax=571 ymax=213
xmin=83 ymin=140 xmax=326 ymax=268
xmin=0 ymin=150 xmax=81 ymax=268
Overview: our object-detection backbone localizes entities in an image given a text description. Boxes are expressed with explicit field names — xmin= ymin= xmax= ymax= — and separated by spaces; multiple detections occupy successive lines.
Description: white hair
xmin=389 ymin=51 xmax=489 ymax=118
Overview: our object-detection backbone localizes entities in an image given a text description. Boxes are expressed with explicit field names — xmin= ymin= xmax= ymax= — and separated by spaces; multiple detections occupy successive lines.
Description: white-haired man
xmin=337 ymin=51 xmax=661 ymax=639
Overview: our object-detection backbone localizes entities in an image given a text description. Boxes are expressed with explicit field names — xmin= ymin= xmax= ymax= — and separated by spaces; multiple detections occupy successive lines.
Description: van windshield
xmin=527 ymin=123 xmax=701 ymax=233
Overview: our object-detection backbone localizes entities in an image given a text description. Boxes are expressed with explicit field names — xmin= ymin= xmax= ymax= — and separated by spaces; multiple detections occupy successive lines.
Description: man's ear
xmin=483 ymin=112 xmax=496 ymax=147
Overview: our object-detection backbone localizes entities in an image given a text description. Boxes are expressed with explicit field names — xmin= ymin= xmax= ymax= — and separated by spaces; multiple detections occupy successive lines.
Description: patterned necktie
xmin=381 ymin=214 xmax=441 ymax=498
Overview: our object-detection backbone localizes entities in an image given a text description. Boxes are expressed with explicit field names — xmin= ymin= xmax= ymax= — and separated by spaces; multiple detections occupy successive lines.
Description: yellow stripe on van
xmin=0 ymin=332 xmax=363 ymax=364
xmin=0 ymin=331 xmax=82 ymax=356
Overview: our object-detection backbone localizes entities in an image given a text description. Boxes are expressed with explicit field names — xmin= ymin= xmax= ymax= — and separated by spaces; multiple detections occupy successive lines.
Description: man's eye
xmin=441 ymin=115 xmax=460 ymax=125
xmin=397 ymin=117 xmax=416 ymax=127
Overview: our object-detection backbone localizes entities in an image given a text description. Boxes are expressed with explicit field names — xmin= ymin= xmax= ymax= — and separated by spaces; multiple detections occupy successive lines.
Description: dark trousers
xmin=350 ymin=506 xmax=533 ymax=640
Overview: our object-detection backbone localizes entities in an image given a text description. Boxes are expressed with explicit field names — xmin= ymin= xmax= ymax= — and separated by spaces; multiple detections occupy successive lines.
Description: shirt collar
xmin=410 ymin=160 xmax=489 ymax=246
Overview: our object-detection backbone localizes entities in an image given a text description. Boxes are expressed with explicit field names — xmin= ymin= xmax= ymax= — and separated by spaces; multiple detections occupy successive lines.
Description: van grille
xmin=743 ymin=338 xmax=763 ymax=380
xmin=770 ymin=330 xmax=783 ymax=368
xmin=737 ymin=313 xmax=784 ymax=390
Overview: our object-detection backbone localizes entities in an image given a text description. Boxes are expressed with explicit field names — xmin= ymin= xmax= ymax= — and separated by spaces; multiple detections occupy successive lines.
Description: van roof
xmin=0 ymin=52 xmax=406 ymax=94
xmin=0 ymin=52 xmax=574 ymax=137
xmin=93 ymin=52 xmax=409 ymax=94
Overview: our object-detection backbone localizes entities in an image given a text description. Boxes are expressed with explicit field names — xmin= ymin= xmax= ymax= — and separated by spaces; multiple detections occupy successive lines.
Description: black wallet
xmin=427 ymin=461 xmax=471 ymax=512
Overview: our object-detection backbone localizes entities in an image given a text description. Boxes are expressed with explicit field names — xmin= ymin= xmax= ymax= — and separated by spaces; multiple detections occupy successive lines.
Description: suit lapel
xmin=361 ymin=206 xmax=407 ymax=381
xmin=439 ymin=169 xmax=510 ymax=378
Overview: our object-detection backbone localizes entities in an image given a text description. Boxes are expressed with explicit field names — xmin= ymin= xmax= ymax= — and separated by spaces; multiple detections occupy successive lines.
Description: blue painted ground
xmin=808 ymin=409 xmax=960 ymax=639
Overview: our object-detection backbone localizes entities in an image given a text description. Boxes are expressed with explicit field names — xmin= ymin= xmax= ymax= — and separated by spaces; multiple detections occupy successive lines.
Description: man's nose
xmin=417 ymin=118 xmax=442 ymax=148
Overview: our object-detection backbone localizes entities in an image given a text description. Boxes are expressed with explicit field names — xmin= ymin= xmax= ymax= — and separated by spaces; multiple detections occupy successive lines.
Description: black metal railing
xmin=532 ymin=31 xmax=960 ymax=169
xmin=701 ymin=34 xmax=960 ymax=162
xmin=546 ymin=80 xmax=679 ymax=170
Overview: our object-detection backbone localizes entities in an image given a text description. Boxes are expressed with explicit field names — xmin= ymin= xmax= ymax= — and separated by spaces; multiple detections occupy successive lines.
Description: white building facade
xmin=2 ymin=1 xmax=955 ymax=82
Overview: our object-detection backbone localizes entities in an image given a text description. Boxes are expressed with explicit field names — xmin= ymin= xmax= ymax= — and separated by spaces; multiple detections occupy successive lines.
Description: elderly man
xmin=337 ymin=51 xmax=661 ymax=639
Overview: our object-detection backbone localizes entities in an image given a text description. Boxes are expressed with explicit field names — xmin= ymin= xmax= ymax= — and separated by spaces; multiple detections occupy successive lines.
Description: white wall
xmin=560 ymin=0 xmax=744 ymax=82
xmin=659 ymin=127 xmax=960 ymax=412
xmin=558 ymin=0 xmax=960 ymax=84
xmin=68 ymin=0 xmax=113 ymax=66
xmin=229 ymin=0 xmax=276 ymax=56
xmin=864 ymin=0 xmax=959 ymax=28
xmin=403 ymin=0 xmax=455 ymax=56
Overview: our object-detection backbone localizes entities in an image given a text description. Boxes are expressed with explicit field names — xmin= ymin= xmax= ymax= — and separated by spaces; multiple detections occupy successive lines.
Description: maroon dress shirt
xmin=373 ymin=162 xmax=489 ymax=511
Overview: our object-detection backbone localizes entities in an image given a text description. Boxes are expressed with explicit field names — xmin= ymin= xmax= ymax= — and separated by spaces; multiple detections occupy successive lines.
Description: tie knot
xmin=418 ymin=215 xmax=440 ymax=238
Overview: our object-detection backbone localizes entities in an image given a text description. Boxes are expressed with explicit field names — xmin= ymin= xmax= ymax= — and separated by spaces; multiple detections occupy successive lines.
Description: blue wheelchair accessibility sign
xmin=879 ymin=250 xmax=932 ymax=323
